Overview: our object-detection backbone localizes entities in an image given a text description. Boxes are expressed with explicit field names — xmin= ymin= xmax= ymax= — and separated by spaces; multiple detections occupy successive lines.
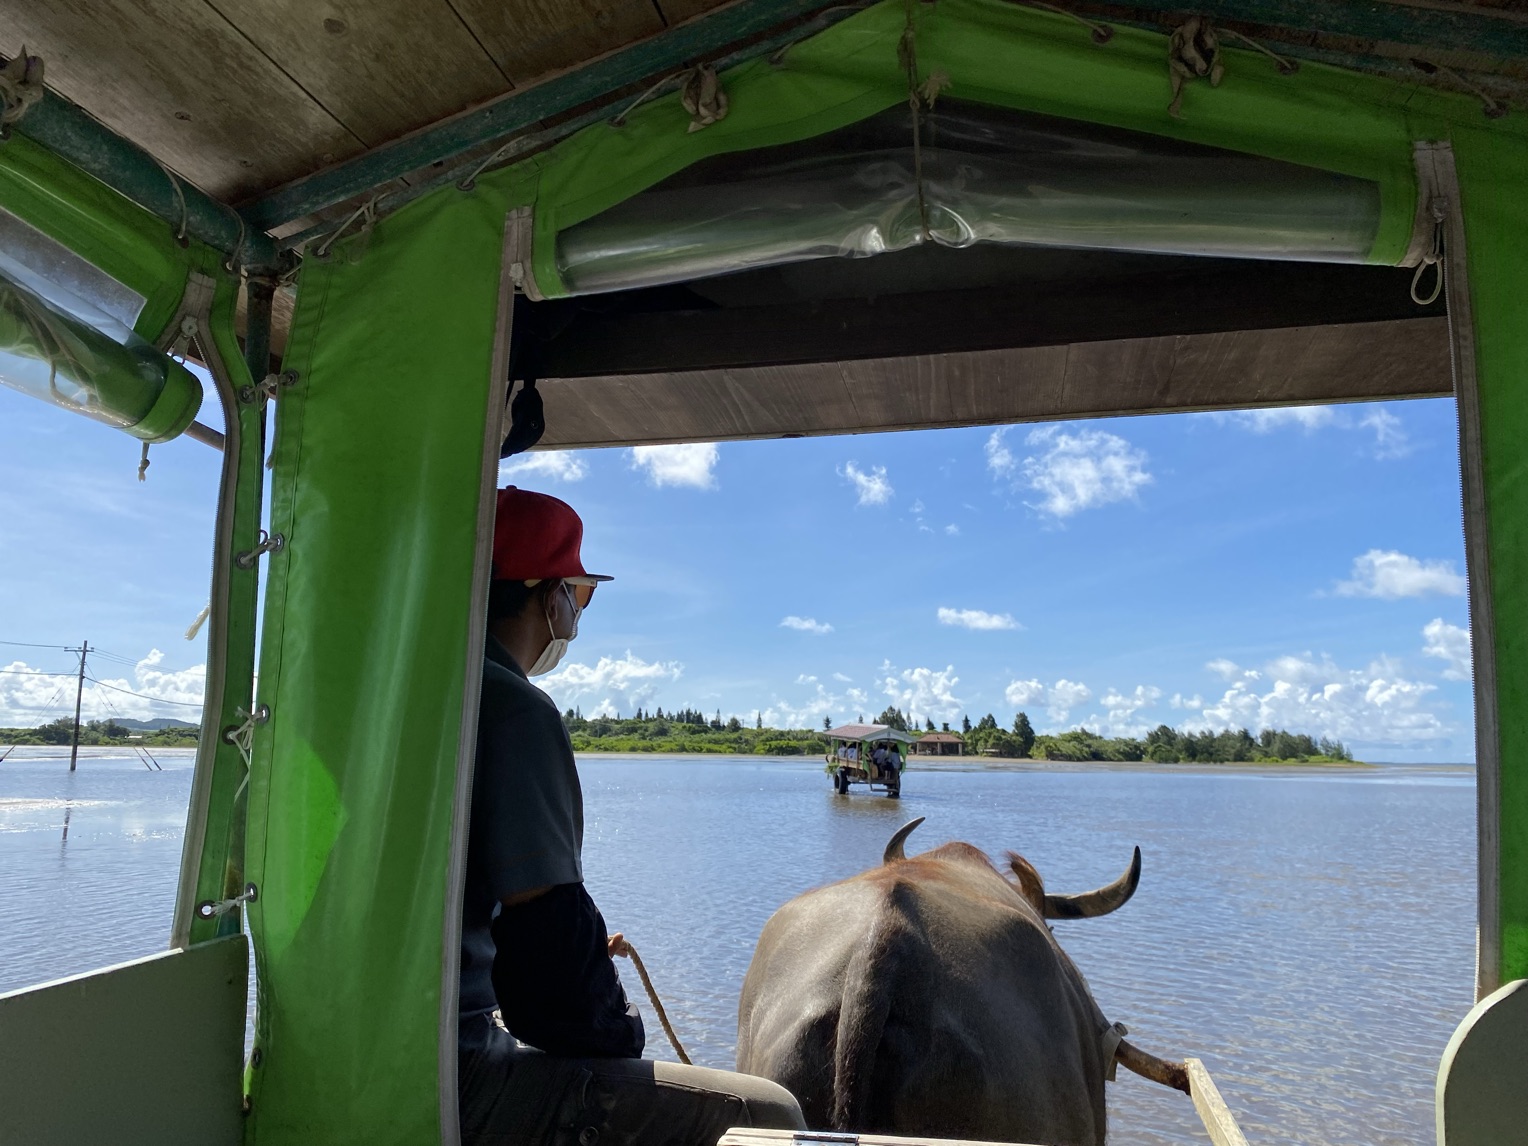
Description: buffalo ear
xmin=1006 ymin=852 xmax=1047 ymax=914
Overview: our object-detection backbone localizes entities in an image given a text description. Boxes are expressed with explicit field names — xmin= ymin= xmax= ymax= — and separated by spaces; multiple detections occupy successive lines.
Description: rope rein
xmin=617 ymin=941 xmax=693 ymax=1065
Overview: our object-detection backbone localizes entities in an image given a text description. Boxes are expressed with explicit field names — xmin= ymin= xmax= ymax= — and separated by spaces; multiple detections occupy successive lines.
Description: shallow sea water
xmin=0 ymin=751 xmax=1474 ymax=1145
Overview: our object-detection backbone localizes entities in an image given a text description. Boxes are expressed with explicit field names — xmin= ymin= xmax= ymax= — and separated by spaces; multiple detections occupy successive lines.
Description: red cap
xmin=492 ymin=486 xmax=611 ymax=583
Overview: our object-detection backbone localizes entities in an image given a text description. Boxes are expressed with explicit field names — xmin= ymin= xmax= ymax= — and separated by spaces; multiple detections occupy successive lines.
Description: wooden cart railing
xmin=718 ymin=1056 xmax=1251 ymax=1146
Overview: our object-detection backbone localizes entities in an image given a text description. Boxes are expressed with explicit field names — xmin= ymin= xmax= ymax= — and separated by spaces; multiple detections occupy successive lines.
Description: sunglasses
xmin=562 ymin=577 xmax=599 ymax=609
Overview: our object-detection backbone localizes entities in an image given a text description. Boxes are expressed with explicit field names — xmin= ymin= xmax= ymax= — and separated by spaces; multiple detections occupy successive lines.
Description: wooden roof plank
xmin=657 ymin=0 xmax=737 ymax=23
xmin=239 ymin=0 xmax=839 ymax=231
xmin=3 ymin=1 xmax=366 ymax=202
xmin=533 ymin=318 xmax=1450 ymax=449
xmin=205 ymin=0 xmax=512 ymax=149
xmin=450 ymin=0 xmax=666 ymax=86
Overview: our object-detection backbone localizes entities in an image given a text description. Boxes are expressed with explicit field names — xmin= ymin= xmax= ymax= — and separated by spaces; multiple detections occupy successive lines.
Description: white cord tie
xmin=1411 ymin=198 xmax=1447 ymax=306
xmin=223 ymin=703 xmax=270 ymax=768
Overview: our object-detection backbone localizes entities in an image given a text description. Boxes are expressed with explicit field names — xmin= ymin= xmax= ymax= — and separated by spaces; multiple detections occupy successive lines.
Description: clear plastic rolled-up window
xmin=0 ymin=269 xmax=202 ymax=442
xmin=556 ymin=101 xmax=1383 ymax=296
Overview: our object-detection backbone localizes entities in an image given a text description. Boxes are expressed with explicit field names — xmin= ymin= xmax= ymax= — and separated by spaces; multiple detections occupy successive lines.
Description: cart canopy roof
xmin=828 ymin=723 xmax=917 ymax=745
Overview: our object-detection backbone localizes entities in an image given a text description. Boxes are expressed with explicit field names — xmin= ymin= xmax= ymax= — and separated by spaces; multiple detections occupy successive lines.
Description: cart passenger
xmin=459 ymin=486 xmax=805 ymax=1146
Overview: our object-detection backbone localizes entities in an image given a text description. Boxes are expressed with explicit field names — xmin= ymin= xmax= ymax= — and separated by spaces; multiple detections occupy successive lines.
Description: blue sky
xmin=1 ymin=384 xmax=1475 ymax=762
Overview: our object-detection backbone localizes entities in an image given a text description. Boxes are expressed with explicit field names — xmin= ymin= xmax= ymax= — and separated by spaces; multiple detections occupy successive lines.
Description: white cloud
xmin=629 ymin=443 xmax=719 ymax=489
xmin=767 ymin=676 xmax=870 ymax=729
xmin=498 ymin=450 xmax=587 ymax=483
xmin=937 ymin=607 xmax=1020 ymax=631
xmin=1084 ymin=684 xmax=1165 ymax=737
xmin=0 ymin=650 xmax=204 ymax=725
xmin=880 ymin=662 xmax=963 ymax=722
xmin=1220 ymin=406 xmax=1337 ymax=433
xmin=1334 ymin=550 xmax=1465 ymax=599
xmin=540 ymin=651 xmax=683 ymax=716
xmin=1206 ymin=658 xmax=1241 ymax=680
xmin=1422 ymin=618 xmax=1472 ymax=680
xmin=832 ymin=672 xmax=853 ymax=683
xmin=1206 ymin=403 xmax=1413 ymax=460
xmin=1004 ymin=677 xmax=1093 ymax=723
xmin=840 ymin=461 xmax=893 ymax=507
xmin=780 ymin=615 xmax=833 ymax=635
xmin=1016 ymin=426 xmax=1151 ymax=519
xmin=1170 ymin=692 xmax=1204 ymax=709
xmin=1192 ymin=653 xmax=1447 ymax=748
xmin=985 ymin=429 xmax=1017 ymax=477
xmin=944 ymin=523 xmax=960 ymax=536
xmin=1005 ymin=679 xmax=1045 ymax=706
xmin=1360 ymin=408 xmax=1412 ymax=459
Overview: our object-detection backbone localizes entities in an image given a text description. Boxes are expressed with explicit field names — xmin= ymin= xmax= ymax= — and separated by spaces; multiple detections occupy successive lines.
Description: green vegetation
xmin=0 ymin=707 xmax=1354 ymax=763
xmin=1002 ymin=719 xmax=1353 ymax=764
xmin=561 ymin=705 xmax=1353 ymax=764
xmin=564 ymin=707 xmax=827 ymax=755
xmin=0 ymin=717 xmax=201 ymax=748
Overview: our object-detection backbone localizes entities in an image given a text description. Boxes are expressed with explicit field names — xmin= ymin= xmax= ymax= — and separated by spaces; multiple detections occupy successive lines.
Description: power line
xmin=89 ymin=654 xmax=144 ymax=671
xmin=0 ymin=639 xmax=73 ymax=650
xmin=84 ymin=675 xmax=204 ymax=710
xmin=0 ymin=668 xmax=74 ymax=677
xmin=87 ymin=650 xmax=140 ymax=669
xmin=89 ymin=646 xmax=145 ymax=663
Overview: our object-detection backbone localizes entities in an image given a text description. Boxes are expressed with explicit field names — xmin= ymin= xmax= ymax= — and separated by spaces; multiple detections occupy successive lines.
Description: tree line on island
xmin=0 ymin=716 xmax=201 ymax=747
xmin=560 ymin=705 xmax=1354 ymax=763
xmin=0 ymin=709 xmax=1353 ymax=764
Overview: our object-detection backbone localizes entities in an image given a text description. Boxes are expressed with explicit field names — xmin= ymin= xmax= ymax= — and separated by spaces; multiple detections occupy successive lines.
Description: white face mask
xmin=528 ymin=583 xmax=581 ymax=676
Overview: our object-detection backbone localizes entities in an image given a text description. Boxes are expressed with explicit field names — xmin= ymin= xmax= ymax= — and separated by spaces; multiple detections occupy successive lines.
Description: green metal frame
xmin=171 ymin=262 xmax=268 ymax=949
xmin=9 ymin=78 xmax=279 ymax=270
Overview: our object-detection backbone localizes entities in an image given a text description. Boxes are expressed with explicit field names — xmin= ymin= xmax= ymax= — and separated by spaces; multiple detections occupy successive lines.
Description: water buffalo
xmin=735 ymin=818 xmax=1185 ymax=1146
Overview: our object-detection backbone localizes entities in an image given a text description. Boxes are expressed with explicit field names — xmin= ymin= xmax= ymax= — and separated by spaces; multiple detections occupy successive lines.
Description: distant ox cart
xmin=826 ymin=723 xmax=915 ymax=797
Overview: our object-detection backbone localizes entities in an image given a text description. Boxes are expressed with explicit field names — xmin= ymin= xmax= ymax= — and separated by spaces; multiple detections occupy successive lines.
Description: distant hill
xmin=111 ymin=716 xmax=200 ymax=731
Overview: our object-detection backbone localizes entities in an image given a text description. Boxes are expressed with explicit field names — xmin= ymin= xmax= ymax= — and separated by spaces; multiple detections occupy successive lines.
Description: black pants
xmin=459 ymin=1018 xmax=806 ymax=1146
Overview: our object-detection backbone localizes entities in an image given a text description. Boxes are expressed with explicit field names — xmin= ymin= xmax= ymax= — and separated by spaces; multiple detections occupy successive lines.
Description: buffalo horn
xmin=1115 ymin=1038 xmax=1190 ymax=1094
xmin=1043 ymin=846 xmax=1142 ymax=919
xmin=883 ymin=817 xmax=926 ymax=864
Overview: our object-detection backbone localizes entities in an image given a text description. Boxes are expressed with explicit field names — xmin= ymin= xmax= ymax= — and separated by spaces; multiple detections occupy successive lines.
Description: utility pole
xmin=68 ymin=639 xmax=89 ymax=773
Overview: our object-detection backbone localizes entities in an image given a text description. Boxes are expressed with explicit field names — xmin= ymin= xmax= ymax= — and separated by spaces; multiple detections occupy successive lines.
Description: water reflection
xmin=582 ymin=758 xmax=1475 ymax=1146
xmin=0 ymin=751 xmax=1474 ymax=1146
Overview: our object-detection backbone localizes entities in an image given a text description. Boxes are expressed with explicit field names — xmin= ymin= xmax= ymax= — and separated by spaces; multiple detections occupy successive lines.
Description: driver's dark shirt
xmin=459 ymin=635 xmax=643 ymax=1058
